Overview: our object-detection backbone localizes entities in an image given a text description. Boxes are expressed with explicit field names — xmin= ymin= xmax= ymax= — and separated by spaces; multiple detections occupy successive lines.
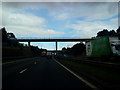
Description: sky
xmin=0 ymin=1 xmax=119 ymax=50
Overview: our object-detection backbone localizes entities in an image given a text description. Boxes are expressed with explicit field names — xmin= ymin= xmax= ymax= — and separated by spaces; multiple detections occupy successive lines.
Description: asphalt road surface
xmin=3 ymin=56 xmax=93 ymax=89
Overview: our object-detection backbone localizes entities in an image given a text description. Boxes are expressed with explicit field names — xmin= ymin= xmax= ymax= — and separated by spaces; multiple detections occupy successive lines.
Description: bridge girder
xmin=17 ymin=38 xmax=94 ymax=42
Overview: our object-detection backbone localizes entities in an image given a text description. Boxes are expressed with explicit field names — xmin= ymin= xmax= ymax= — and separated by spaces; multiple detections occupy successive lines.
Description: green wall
xmin=91 ymin=37 xmax=112 ymax=57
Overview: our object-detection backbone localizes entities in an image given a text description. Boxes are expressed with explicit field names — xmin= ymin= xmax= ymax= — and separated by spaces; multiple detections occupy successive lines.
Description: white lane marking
xmin=53 ymin=59 xmax=98 ymax=89
xmin=34 ymin=62 xmax=37 ymax=64
xmin=19 ymin=69 xmax=27 ymax=74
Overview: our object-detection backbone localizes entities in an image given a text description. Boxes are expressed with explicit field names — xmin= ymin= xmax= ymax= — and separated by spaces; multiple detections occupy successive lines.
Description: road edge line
xmin=53 ymin=58 xmax=98 ymax=89
xmin=19 ymin=69 xmax=27 ymax=74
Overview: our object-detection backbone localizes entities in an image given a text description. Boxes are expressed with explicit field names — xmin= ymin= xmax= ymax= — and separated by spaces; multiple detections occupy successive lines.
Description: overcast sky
xmin=1 ymin=1 xmax=119 ymax=50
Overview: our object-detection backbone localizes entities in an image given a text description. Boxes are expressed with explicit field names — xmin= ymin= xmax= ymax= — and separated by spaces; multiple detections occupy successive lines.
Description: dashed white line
xmin=53 ymin=58 xmax=98 ymax=90
xmin=19 ymin=69 xmax=27 ymax=74
xmin=34 ymin=62 xmax=37 ymax=64
xmin=3 ymin=57 xmax=40 ymax=65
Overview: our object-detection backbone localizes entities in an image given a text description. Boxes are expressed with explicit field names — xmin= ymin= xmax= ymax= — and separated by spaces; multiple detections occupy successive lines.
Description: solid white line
xmin=53 ymin=59 xmax=98 ymax=89
xmin=19 ymin=69 xmax=27 ymax=74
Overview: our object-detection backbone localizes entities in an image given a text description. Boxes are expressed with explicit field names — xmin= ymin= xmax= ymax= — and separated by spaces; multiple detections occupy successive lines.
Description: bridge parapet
xmin=16 ymin=37 xmax=92 ymax=39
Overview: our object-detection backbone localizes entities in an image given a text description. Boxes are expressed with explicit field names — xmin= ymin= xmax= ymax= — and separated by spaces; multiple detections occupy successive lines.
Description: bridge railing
xmin=16 ymin=37 xmax=91 ymax=39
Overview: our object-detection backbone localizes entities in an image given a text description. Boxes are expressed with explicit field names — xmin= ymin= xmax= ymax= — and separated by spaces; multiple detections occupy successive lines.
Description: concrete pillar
xmin=28 ymin=41 xmax=31 ymax=47
xmin=55 ymin=41 xmax=58 ymax=54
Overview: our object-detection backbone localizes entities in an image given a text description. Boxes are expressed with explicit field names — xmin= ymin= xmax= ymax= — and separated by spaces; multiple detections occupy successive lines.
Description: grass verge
xmin=55 ymin=57 xmax=120 ymax=88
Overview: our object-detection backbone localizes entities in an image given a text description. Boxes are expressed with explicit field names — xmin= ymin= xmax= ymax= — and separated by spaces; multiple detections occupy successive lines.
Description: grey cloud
xmin=2 ymin=0 xmax=120 ymax=2
xmin=2 ymin=2 xmax=118 ymax=22
xmin=2 ymin=2 xmax=118 ymax=13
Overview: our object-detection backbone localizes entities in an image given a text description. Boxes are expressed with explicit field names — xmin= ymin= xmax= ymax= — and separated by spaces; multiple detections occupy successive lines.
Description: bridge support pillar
xmin=28 ymin=41 xmax=31 ymax=47
xmin=55 ymin=41 xmax=58 ymax=54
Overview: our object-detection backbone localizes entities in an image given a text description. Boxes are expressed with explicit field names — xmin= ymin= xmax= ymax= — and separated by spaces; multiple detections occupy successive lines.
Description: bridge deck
xmin=17 ymin=38 xmax=94 ymax=42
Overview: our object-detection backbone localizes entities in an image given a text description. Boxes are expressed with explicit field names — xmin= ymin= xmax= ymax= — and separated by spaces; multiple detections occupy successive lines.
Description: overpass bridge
xmin=17 ymin=37 xmax=95 ymax=51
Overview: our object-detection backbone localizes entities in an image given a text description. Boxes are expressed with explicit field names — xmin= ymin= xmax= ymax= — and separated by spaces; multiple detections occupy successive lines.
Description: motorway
xmin=3 ymin=56 xmax=93 ymax=89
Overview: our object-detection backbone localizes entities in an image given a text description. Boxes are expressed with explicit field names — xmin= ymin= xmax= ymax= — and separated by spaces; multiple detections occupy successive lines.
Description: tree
xmin=117 ymin=26 xmax=120 ymax=33
xmin=7 ymin=33 xmax=16 ymax=38
xmin=97 ymin=29 xmax=118 ymax=37
xmin=109 ymin=30 xmax=117 ymax=36
xmin=62 ymin=47 xmax=67 ymax=55
xmin=97 ymin=29 xmax=109 ymax=37
xmin=1 ymin=27 xmax=20 ymax=46
xmin=1 ymin=27 xmax=8 ymax=42
xmin=71 ymin=43 xmax=86 ymax=56
xmin=66 ymin=48 xmax=72 ymax=56
xmin=62 ymin=47 xmax=66 ymax=52
xmin=117 ymin=26 xmax=120 ymax=39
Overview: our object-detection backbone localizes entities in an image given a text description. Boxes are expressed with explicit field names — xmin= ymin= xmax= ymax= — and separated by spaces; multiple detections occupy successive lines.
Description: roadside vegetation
xmin=55 ymin=56 xmax=120 ymax=88
xmin=61 ymin=26 xmax=120 ymax=58
xmin=1 ymin=27 xmax=46 ymax=62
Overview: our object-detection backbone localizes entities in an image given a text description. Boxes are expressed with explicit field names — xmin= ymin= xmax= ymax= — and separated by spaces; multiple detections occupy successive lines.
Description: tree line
xmin=62 ymin=43 xmax=86 ymax=57
xmin=97 ymin=26 xmax=120 ymax=39
xmin=1 ymin=27 xmax=47 ymax=57
xmin=62 ymin=26 xmax=120 ymax=57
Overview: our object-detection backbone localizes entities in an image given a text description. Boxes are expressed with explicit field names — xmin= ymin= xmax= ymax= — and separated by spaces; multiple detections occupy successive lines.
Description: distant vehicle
xmin=47 ymin=52 xmax=52 ymax=55
xmin=63 ymin=54 xmax=68 ymax=57
xmin=41 ymin=51 xmax=47 ymax=56
xmin=86 ymin=37 xmax=120 ymax=57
